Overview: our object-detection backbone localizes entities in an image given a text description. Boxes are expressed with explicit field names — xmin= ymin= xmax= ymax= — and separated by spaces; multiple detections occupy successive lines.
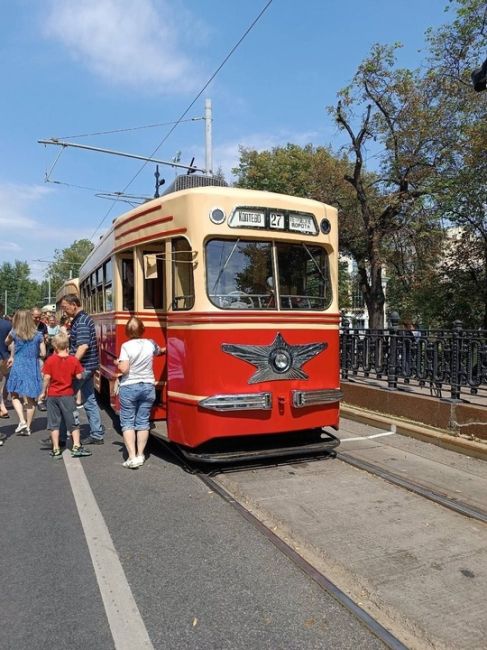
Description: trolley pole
xmin=205 ymin=98 xmax=213 ymax=176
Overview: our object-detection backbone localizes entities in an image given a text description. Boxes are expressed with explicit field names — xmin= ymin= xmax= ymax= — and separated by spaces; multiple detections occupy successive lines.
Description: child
xmin=38 ymin=332 xmax=92 ymax=459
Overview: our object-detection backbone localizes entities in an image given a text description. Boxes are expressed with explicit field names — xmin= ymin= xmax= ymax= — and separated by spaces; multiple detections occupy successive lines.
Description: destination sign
xmin=289 ymin=213 xmax=318 ymax=235
xmin=229 ymin=207 xmax=318 ymax=235
xmin=230 ymin=210 xmax=266 ymax=228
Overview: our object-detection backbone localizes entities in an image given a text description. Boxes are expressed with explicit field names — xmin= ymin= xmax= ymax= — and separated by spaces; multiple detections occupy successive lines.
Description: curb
xmin=341 ymin=404 xmax=487 ymax=461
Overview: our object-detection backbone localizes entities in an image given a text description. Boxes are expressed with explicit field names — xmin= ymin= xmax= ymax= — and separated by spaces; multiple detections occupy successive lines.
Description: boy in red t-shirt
xmin=39 ymin=333 xmax=92 ymax=459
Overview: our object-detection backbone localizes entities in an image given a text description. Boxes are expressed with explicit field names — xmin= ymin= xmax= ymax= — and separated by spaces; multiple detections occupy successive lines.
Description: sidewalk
xmin=341 ymin=376 xmax=487 ymax=445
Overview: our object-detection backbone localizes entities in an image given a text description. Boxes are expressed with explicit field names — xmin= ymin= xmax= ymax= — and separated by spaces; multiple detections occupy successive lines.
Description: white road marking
xmin=340 ymin=430 xmax=397 ymax=442
xmin=64 ymin=453 xmax=154 ymax=650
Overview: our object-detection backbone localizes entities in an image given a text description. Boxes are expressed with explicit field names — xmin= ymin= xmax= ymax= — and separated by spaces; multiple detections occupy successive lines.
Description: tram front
xmin=165 ymin=189 xmax=342 ymax=461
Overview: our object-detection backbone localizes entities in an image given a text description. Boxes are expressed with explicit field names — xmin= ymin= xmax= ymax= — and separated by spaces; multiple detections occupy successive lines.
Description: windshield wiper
xmin=211 ymin=239 xmax=240 ymax=294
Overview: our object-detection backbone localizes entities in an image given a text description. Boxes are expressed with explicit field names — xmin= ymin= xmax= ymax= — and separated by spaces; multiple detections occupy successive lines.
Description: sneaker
xmin=50 ymin=448 xmax=63 ymax=459
xmin=122 ymin=457 xmax=140 ymax=469
xmin=132 ymin=454 xmax=145 ymax=467
xmin=80 ymin=436 xmax=104 ymax=445
xmin=71 ymin=446 xmax=92 ymax=458
xmin=18 ymin=428 xmax=31 ymax=436
xmin=76 ymin=403 xmax=84 ymax=409
xmin=15 ymin=422 xmax=28 ymax=434
xmin=37 ymin=402 xmax=47 ymax=412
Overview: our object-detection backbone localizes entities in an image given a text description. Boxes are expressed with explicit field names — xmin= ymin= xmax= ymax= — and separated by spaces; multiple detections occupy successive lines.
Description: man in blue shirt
xmin=0 ymin=303 xmax=11 ymax=419
xmin=61 ymin=294 xmax=105 ymax=444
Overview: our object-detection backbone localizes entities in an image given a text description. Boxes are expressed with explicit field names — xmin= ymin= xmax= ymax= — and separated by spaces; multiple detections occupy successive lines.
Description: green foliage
xmin=46 ymin=239 xmax=94 ymax=294
xmin=0 ymin=261 xmax=43 ymax=314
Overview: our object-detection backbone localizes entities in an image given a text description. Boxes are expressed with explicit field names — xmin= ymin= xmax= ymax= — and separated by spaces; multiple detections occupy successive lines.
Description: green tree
xmin=332 ymin=42 xmax=454 ymax=328
xmin=425 ymin=0 xmax=487 ymax=327
xmin=46 ymin=239 xmax=94 ymax=294
xmin=0 ymin=261 xmax=43 ymax=313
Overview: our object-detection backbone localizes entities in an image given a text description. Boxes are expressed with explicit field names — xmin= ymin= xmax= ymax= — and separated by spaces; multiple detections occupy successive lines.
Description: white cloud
xmin=44 ymin=0 xmax=206 ymax=93
xmin=0 ymin=242 xmax=21 ymax=252
xmin=0 ymin=183 xmax=50 ymax=230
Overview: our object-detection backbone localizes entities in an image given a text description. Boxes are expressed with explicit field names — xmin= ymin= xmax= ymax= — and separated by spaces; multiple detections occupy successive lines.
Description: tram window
xmin=143 ymin=251 xmax=164 ymax=309
xmin=172 ymin=238 xmax=194 ymax=310
xmin=104 ymin=284 xmax=113 ymax=312
xmin=206 ymin=239 xmax=274 ymax=309
xmin=104 ymin=259 xmax=112 ymax=284
xmin=276 ymin=243 xmax=331 ymax=310
xmin=104 ymin=259 xmax=113 ymax=312
xmin=122 ymin=258 xmax=135 ymax=311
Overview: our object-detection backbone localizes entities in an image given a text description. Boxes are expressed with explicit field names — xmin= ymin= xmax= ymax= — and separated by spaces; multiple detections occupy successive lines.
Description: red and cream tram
xmin=77 ymin=175 xmax=342 ymax=461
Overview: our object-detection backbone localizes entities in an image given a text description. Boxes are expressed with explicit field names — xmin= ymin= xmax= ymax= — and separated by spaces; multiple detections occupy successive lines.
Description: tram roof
xmin=79 ymin=175 xmax=337 ymax=278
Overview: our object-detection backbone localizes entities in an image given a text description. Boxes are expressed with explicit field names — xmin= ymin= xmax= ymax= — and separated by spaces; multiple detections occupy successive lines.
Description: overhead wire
xmin=88 ymin=0 xmax=274 ymax=241
xmin=58 ymin=117 xmax=204 ymax=140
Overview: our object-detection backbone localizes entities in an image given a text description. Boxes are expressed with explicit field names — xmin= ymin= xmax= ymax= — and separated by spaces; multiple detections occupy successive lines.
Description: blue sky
xmin=1 ymin=0 xmax=451 ymax=280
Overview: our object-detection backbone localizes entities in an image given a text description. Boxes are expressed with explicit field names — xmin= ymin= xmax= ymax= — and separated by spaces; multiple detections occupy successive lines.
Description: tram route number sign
xmin=269 ymin=212 xmax=285 ymax=229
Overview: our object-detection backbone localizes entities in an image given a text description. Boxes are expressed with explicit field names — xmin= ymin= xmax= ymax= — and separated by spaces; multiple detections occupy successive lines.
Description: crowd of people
xmin=0 ymin=296 xmax=165 ymax=469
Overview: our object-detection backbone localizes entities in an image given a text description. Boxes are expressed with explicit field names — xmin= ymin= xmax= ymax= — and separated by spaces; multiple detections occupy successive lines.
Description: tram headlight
xmin=209 ymin=207 xmax=226 ymax=224
xmin=269 ymin=348 xmax=292 ymax=374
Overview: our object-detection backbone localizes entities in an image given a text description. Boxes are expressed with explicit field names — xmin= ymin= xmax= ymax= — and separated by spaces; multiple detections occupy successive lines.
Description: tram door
xmin=143 ymin=246 xmax=168 ymax=422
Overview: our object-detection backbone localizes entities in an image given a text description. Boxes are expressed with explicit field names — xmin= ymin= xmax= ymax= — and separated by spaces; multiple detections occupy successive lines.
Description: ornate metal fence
xmin=340 ymin=313 xmax=487 ymax=402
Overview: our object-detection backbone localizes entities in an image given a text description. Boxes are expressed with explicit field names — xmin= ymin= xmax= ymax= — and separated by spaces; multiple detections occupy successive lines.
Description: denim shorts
xmin=119 ymin=382 xmax=155 ymax=432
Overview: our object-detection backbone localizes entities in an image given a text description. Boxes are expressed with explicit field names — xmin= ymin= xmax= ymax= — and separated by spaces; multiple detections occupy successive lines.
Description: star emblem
xmin=222 ymin=332 xmax=327 ymax=384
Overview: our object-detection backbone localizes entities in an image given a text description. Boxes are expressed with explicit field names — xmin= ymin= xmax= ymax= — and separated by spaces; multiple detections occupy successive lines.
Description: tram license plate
xmin=269 ymin=212 xmax=285 ymax=229
xmin=289 ymin=214 xmax=316 ymax=234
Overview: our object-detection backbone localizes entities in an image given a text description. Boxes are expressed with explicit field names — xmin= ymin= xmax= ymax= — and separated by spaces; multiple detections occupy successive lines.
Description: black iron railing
xmin=340 ymin=313 xmax=487 ymax=402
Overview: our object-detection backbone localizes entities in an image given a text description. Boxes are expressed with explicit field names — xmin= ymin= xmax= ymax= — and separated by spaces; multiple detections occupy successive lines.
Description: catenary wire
xmin=88 ymin=0 xmax=274 ymax=242
xmin=58 ymin=117 xmax=204 ymax=140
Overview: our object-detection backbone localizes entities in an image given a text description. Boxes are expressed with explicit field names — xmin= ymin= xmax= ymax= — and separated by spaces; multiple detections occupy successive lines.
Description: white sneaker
xmin=18 ymin=428 xmax=31 ymax=436
xmin=122 ymin=458 xmax=139 ymax=469
xmin=15 ymin=422 xmax=28 ymax=434
xmin=132 ymin=454 xmax=145 ymax=467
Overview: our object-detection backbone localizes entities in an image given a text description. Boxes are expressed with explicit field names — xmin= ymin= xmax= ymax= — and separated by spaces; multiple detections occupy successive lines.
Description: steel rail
xmin=155 ymin=439 xmax=407 ymax=650
xmin=337 ymin=451 xmax=487 ymax=525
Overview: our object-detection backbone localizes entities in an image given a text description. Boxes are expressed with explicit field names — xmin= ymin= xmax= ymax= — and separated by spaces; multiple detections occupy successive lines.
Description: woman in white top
xmin=116 ymin=317 xmax=165 ymax=469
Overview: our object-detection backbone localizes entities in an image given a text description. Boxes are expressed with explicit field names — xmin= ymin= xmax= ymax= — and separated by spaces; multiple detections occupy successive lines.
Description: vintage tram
xmin=76 ymin=175 xmax=342 ymax=461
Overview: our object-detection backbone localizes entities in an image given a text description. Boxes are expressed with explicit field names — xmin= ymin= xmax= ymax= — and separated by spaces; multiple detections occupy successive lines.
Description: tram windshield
xmin=206 ymin=238 xmax=331 ymax=310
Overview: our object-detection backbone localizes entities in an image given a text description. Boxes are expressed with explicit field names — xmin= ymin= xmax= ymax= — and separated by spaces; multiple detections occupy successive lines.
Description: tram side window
xmin=96 ymin=267 xmax=104 ymax=312
xmin=122 ymin=258 xmax=135 ymax=311
xmin=104 ymin=259 xmax=113 ymax=312
xmin=80 ymin=281 xmax=89 ymax=312
xmin=91 ymin=272 xmax=97 ymax=313
xmin=172 ymin=238 xmax=194 ymax=310
xmin=143 ymin=251 xmax=164 ymax=309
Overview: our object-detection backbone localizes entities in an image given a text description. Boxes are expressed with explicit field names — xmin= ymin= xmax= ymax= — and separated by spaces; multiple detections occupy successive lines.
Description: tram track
xmin=336 ymin=450 xmax=487 ymax=525
xmin=154 ymin=438 xmax=408 ymax=650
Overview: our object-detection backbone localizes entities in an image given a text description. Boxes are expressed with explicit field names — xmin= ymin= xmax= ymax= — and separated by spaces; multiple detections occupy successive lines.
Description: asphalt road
xmin=0 ymin=406 xmax=386 ymax=650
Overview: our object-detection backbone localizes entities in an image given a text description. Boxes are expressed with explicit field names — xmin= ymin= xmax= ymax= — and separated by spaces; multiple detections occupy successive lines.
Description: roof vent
xmin=162 ymin=174 xmax=227 ymax=196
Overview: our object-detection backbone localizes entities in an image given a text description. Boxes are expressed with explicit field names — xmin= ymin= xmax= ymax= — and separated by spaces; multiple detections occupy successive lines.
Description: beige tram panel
xmin=78 ymin=187 xmax=339 ymax=317
xmin=112 ymin=187 xmax=339 ymax=315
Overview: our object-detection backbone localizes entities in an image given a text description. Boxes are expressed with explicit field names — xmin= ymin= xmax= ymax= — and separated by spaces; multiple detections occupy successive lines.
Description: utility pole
xmin=205 ymin=98 xmax=213 ymax=176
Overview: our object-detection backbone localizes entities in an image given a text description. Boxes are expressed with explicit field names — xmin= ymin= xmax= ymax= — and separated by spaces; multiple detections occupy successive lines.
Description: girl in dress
xmin=6 ymin=310 xmax=46 ymax=435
